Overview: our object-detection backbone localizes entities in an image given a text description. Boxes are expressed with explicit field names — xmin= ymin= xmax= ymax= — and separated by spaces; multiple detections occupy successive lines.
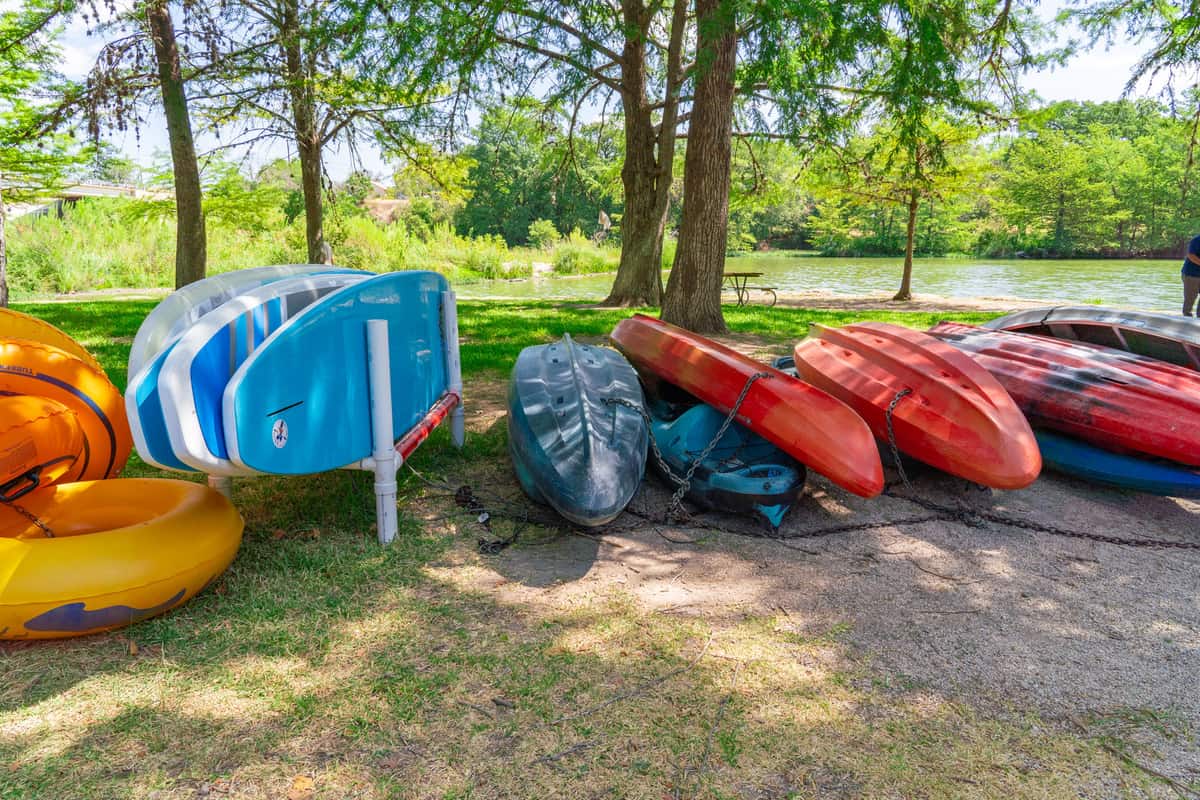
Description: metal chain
xmin=1 ymin=500 xmax=54 ymax=537
xmin=884 ymin=387 xmax=914 ymax=493
xmin=607 ymin=371 xmax=772 ymax=520
xmin=881 ymin=386 xmax=1199 ymax=549
xmin=441 ymin=378 xmax=1200 ymax=553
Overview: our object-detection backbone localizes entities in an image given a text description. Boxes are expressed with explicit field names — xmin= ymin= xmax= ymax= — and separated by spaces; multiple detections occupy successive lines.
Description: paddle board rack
xmin=207 ymin=290 xmax=464 ymax=545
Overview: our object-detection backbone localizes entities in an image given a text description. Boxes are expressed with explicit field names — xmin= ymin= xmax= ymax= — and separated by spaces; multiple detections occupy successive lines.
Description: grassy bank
xmin=5 ymin=201 xmax=630 ymax=296
xmin=0 ymin=298 xmax=1156 ymax=799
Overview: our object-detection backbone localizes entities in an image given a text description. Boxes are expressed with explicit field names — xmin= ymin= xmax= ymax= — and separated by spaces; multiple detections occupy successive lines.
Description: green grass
xmin=0 ymin=297 xmax=1149 ymax=800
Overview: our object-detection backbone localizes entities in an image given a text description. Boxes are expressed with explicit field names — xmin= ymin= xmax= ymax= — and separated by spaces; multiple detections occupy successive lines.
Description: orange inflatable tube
xmin=0 ymin=338 xmax=130 ymax=480
xmin=0 ymin=396 xmax=84 ymax=498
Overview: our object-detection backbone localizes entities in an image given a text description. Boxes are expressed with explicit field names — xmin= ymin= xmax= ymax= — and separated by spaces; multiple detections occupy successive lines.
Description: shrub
xmin=527 ymin=218 xmax=559 ymax=250
xmin=552 ymin=230 xmax=621 ymax=275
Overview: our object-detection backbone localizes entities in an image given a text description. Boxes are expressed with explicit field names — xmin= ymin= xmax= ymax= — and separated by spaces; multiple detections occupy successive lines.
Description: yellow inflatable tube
xmin=0 ymin=308 xmax=102 ymax=372
xmin=0 ymin=479 xmax=243 ymax=639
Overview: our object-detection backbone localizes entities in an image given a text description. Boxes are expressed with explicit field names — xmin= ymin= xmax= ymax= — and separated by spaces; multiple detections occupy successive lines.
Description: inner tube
xmin=0 ymin=308 xmax=103 ymax=372
xmin=0 ymin=338 xmax=131 ymax=480
xmin=0 ymin=479 xmax=244 ymax=639
xmin=0 ymin=396 xmax=84 ymax=499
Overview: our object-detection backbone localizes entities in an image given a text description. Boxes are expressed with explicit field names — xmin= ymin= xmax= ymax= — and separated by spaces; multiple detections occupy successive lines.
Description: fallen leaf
xmin=8 ymin=762 xmax=19 ymax=772
xmin=127 ymin=641 xmax=138 ymax=656
xmin=271 ymin=529 xmax=286 ymax=540
xmin=286 ymin=775 xmax=314 ymax=800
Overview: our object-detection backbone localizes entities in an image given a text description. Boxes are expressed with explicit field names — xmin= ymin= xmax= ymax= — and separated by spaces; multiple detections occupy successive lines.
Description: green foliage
xmin=989 ymin=101 xmax=1200 ymax=256
xmin=203 ymin=159 xmax=288 ymax=233
xmin=552 ymin=230 xmax=620 ymax=275
xmin=527 ymin=218 xmax=559 ymax=249
xmin=728 ymin=141 xmax=812 ymax=250
xmin=806 ymin=115 xmax=986 ymax=257
xmin=458 ymin=101 xmax=620 ymax=247
xmin=6 ymin=199 xmax=301 ymax=294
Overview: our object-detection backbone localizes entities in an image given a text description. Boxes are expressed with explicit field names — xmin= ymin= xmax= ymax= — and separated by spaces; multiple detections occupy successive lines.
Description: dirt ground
xmin=450 ymin=307 xmax=1200 ymax=790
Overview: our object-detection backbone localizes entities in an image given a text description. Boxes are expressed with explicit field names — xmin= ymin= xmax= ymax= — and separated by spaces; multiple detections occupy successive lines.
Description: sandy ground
xmin=451 ymin=310 xmax=1200 ymax=788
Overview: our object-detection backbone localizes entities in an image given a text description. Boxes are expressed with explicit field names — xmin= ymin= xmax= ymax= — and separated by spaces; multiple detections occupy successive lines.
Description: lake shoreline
xmin=11 ymin=285 xmax=1155 ymax=316
xmin=769 ymin=289 xmax=1061 ymax=313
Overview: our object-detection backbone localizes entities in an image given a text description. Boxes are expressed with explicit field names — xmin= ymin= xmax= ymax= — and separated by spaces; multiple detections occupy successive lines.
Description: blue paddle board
xmin=156 ymin=273 xmax=369 ymax=474
xmin=126 ymin=342 xmax=197 ymax=472
xmin=222 ymin=271 xmax=452 ymax=474
xmin=129 ymin=264 xmax=366 ymax=377
xmin=1036 ymin=429 xmax=1200 ymax=498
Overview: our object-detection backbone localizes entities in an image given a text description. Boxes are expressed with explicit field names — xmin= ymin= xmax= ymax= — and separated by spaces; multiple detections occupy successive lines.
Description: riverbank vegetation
xmin=9 ymin=97 xmax=1198 ymax=298
xmin=4 ymin=0 xmax=1200 ymax=326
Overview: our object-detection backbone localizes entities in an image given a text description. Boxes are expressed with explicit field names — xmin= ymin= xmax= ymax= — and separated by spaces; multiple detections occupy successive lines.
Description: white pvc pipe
xmin=207 ymin=474 xmax=233 ymax=500
xmin=442 ymin=290 xmax=465 ymax=448
xmin=366 ymin=319 xmax=398 ymax=545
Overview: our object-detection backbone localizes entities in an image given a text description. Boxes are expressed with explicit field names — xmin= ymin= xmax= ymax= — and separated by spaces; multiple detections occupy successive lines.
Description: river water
xmin=457 ymin=253 xmax=1187 ymax=311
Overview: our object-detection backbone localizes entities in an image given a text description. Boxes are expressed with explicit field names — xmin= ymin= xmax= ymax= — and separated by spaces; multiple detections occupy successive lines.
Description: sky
xmin=52 ymin=1 xmax=1152 ymax=183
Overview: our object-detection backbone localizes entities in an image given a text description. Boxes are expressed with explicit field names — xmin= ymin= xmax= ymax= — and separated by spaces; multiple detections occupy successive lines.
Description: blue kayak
xmin=1036 ymin=430 xmax=1200 ymax=498
xmin=650 ymin=403 xmax=806 ymax=529
xmin=507 ymin=335 xmax=648 ymax=527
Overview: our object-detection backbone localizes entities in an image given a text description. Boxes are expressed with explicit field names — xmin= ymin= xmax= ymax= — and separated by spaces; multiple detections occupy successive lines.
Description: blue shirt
xmin=1184 ymin=235 xmax=1200 ymax=277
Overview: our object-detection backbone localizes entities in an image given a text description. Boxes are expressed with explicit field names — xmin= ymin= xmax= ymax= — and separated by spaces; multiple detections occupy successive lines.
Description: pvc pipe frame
xmin=362 ymin=289 xmax=466 ymax=544
xmin=207 ymin=289 xmax=466 ymax=546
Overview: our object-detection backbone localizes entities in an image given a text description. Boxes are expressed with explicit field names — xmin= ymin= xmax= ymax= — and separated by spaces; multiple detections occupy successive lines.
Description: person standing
xmin=1184 ymin=233 xmax=1200 ymax=315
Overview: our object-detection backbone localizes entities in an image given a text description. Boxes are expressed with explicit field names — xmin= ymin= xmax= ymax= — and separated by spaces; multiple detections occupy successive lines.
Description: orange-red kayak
xmin=610 ymin=314 xmax=883 ymax=497
xmin=793 ymin=323 xmax=1041 ymax=489
xmin=930 ymin=322 xmax=1200 ymax=467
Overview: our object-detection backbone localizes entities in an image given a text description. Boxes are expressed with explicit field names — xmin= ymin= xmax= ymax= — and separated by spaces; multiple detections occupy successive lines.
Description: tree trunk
xmin=281 ymin=0 xmax=324 ymax=263
xmin=602 ymin=0 xmax=686 ymax=307
xmin=607 ymin=109 xmax=665 ymax=306
xmin=660 ymin=0 xmax=736 ymax=333
xmin=146 ymin=0 xmax=206 ymax=288
xmin=893 ymin=188 xmax=918 ymax=301
xmin=0 ymin=181 xmax=8 ymax=307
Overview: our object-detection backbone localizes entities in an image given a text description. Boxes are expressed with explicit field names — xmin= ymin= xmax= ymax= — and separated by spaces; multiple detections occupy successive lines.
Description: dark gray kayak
xmin=983 ymin=306 xmax=1200 ymax=369
xmin=507 ymin=335 xmax=648 ymax=526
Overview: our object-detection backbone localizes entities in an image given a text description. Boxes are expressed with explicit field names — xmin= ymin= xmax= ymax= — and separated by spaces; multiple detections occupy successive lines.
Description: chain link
xmin=1 ymin=499 xmax=54 ymax=537
xmin=879 ymin=387 xmax=1200 ymax=550
xmin=607 ymin=371 xmax=772 ymax=521
xmin=884 ymin=387 xmax=914 ymax=493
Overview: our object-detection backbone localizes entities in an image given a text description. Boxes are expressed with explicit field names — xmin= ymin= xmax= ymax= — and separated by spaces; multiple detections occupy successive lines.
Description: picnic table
xmin=722 ymin=272 xmax=777 ymax=307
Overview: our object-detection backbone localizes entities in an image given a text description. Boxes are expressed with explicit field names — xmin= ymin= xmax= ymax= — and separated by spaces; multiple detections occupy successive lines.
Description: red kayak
xmin=610 ymin=314 xmax=884 ymax=497
xmin=929 ymin=322 xmax=1200 ymax=467
xmin=792 ymin=323 xmax=1041 ymax=489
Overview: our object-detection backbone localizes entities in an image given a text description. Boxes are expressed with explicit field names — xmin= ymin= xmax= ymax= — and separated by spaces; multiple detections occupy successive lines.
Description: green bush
xmin=552 ymin=230 xmax=621 ymax=275
xmin=527 ymin=218 xmax=559 ymax=250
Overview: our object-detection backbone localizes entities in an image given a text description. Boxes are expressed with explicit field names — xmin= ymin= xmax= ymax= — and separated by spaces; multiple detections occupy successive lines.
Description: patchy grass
xmin=0 ymin=297 xmax=1151 ymax=799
